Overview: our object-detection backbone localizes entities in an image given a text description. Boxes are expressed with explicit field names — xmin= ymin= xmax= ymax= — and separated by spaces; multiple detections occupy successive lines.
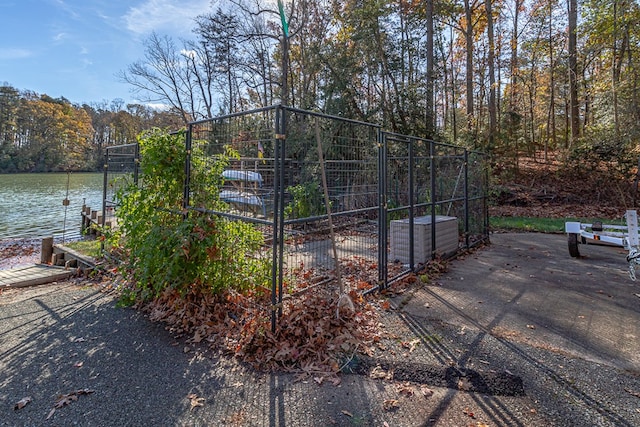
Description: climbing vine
xmin=110 ymin=128 xmax=270 ymax=300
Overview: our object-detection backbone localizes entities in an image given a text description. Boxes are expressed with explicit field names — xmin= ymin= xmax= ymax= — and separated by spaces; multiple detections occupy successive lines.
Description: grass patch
xmin=490 ymin=216 xmax=625 ymax=233
xmin=64 ymin=239 xmax=102 ymax=258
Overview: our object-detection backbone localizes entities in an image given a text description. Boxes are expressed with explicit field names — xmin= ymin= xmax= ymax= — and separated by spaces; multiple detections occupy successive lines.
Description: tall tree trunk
xmin=612 ymin=0 xmax=620 ymax=138
xmin=568 ymin=0 xmax=580 ymax=145
xmin=464 ymin=0 xmax=475 ymax=133
xmin=485 ymin=0 xmax=497 ymax=151
xmin=510 ymin=0 xmax=522 ymax=174
xmin=509 ymin=0 xmax=521 ymax=115
xmin=547 ymin=4 xmax=556 ymax=162
xmin=425 ymin=0 xmax=435 ymax=138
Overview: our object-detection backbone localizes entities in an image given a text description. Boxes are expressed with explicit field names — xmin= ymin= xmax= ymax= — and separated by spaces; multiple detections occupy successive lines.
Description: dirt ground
xmin=2 ymin=232 xmax=640 ymax=426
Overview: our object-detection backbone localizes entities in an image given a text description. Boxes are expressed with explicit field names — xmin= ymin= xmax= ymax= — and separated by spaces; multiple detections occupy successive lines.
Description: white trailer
xmin=565 ymin=210 xmax=640 ymax=280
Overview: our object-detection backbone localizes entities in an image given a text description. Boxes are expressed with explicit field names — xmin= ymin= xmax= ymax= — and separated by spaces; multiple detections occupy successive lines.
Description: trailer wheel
xmin=568 ymin=233 xmax=580 ymax=258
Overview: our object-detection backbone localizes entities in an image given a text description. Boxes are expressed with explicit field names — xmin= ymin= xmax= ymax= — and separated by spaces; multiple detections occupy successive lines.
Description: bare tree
xmin=118 ymin=33 xmax=195 ymax=124
xmin=193 ymin=8 xmax=242 ymax=115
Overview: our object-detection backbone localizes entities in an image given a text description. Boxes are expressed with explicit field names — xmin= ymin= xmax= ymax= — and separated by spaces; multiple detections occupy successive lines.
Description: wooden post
xmin=41 ymin=237 xmax=53 ymax=264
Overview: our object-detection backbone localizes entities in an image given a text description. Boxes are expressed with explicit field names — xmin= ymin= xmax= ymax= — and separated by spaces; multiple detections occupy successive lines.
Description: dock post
xmin=41 ymin=237 xmax=54 ymax=264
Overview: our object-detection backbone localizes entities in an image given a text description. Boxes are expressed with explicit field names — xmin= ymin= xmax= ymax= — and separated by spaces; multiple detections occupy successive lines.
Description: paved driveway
xmin=1 ymin=233 xmax=640 ymax=426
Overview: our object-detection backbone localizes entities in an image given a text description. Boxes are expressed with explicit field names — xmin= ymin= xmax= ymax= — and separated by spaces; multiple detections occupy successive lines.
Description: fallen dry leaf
xmin=13 ymin=396 xmax=32 ymax=410
xmin=396 ymin=383 xmax=415 ymax=396
xmin=341 ymin=409 xmax=353 ymax=417
xmin=74 ymin=361 xmax=84 ymax=368
xmin=187 ymin=393 xmax=205 ymax=410
xmin=463 ymin=407 xmax=475 ymax=418
xmin=370 ymin=365 xmax=393 ymax=380
xmin=420 ymin=386 xmax=434 ymax=398
xmin=47 ymin=389 xmax=94 ymax=420
xmin=383 ymin=399 xmax=400 ymax=411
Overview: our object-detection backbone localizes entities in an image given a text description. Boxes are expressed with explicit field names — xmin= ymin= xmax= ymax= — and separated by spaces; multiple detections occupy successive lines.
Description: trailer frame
xmin=565 ymin=210 xmax=640 ymax=280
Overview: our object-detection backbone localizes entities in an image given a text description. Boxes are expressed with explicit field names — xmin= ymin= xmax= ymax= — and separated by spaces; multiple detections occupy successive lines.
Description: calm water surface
xmin=0 ymin=173 xmax=104 ymax=240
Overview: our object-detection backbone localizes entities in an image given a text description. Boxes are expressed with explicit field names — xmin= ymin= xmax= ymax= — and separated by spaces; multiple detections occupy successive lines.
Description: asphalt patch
xmin=344 ymin=355 xmax=525 ymax=396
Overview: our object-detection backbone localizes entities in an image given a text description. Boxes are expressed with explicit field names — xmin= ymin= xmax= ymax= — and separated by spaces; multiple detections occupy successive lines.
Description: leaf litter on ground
xmin=133 ymin=255 xmax=421 ymax=383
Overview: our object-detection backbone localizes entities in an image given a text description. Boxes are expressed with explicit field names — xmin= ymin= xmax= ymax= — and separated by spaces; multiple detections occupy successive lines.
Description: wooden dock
xmin=81 ymin=205 xmax=117 ymax=235
xmin=0 ymin=264 xmax=72 ymax=289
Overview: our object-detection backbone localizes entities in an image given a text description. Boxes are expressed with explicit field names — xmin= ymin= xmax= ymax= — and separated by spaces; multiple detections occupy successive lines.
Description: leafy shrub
xmin=284 ymin=182 xmax=327 ymax=219
xmin=111 ymin=128 xmax=270 ymax=300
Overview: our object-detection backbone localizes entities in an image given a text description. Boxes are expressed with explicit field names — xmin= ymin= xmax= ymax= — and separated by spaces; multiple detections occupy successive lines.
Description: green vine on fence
xmin=109 ymin=128 xmax=270 ymax=301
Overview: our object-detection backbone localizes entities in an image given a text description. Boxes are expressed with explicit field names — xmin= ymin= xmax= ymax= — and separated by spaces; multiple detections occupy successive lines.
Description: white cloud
xmin=0 ymin=48 xmax=32 ymax=60
xmin=123 ymin=0 xmax=211 ymax=36
xmin=145 ymin=102 xmax=170 ymax=110
xmin=53 ymin=32 xmax=68 ymax=43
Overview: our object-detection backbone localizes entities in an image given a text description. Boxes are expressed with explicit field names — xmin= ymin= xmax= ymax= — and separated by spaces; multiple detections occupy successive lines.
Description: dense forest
xmin=2 ymin=0 xmax=640 ymax=188
xmin=0 ymin=88 xmax=183 ymax=172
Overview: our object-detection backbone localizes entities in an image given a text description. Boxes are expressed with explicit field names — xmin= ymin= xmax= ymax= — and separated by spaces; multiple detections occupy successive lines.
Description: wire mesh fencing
xmin=103 ymin=106 xmax=489 ymax=329
xmin=183 ymin=106 xmax=489 ymax=329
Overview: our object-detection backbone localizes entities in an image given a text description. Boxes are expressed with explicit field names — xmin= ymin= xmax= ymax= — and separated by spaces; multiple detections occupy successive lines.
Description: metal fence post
xmin=101 ymin=150 xmax=108 ymax=251
xmin=408 ymin=138 xmax=415 ymax=269
xmin=277 ymin=108 xmax=286 ymax=320
xmin=271 ymin=105 xmax=287 ymax=332
xmin=378 ymin=130 xmax=388 ymax=290
xmin=183 ymin=128 xmax=192 ymax=219
xmin=464 ymin=149 xmax=470 ymax=249
xmin=430 ymin=140 xmax=437 ymax=260
xmin=133 ymin=142 xmax=140 ymax=186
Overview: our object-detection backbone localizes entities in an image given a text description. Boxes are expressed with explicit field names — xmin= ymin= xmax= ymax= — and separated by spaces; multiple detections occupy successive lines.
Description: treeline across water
xmin=0 ymin=85 xmax=184 ymax=173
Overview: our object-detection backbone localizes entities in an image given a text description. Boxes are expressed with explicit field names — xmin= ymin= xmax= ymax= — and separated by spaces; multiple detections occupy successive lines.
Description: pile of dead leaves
xmin=135 ymin=258 xmax=399 ymax=381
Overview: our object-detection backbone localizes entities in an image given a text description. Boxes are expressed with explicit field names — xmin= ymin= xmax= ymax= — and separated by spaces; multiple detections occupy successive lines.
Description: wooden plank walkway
xmin=0 ymin=264 xmax=72 ymax=289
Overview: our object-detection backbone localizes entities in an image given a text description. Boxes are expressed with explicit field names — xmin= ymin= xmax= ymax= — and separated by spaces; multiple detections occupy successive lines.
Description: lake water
xmin=0 ymin=173 xmax=104 ymax=241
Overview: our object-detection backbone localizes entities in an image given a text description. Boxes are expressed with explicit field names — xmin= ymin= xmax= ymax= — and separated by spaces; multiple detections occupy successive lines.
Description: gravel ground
xmin=2 ymin=233 xmax=640 ymax=426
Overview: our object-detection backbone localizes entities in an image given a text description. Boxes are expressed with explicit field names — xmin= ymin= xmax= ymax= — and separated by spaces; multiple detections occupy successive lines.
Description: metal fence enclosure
xmin=102 ymin=106 xmax=488 ymax=330
xmin=181 ymin=105 xmax=489 ymax=329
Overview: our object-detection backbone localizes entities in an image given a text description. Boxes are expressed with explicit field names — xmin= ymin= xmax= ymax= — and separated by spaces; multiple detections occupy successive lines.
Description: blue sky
xmin=0 ymin=0 xmax=212 ymax=106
